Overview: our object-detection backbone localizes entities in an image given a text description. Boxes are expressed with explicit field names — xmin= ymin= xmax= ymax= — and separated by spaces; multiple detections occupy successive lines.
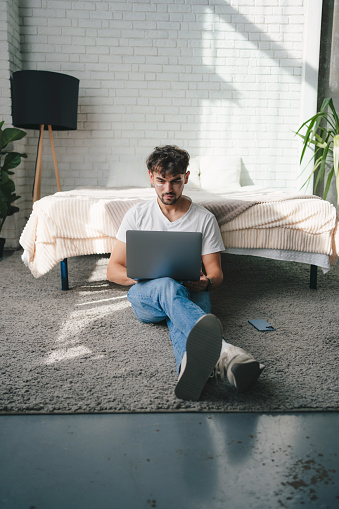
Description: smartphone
xmin=248 ymin=319 xmax=275 ymax=332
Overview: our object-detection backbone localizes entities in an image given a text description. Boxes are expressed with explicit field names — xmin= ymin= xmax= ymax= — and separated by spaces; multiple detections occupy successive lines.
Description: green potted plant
xmin=0 ymin=121 xmax=27 ymax=257
xmin=295 ymin=97 xmax=339 ymax=205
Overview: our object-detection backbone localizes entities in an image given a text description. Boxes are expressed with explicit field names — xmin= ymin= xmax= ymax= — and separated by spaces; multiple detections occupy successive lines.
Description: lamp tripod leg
xmin=48 ymin=125 xmax=61 ymax=192
xmin=33 ymin=124 xmax=44 ymax=204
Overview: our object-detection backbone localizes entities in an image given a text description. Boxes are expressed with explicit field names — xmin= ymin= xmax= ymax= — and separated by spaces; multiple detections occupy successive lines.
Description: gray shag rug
xmin=1 ymin=250 xmax=338 ymax=414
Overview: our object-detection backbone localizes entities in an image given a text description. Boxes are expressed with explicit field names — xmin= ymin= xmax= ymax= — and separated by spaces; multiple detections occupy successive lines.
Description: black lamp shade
xmin=11 ymin=70 xmax=79 ymax=130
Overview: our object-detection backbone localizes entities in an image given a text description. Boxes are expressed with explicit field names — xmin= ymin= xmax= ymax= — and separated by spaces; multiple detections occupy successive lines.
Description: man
xmin=106 ymin=145 xmax=264 ymax=401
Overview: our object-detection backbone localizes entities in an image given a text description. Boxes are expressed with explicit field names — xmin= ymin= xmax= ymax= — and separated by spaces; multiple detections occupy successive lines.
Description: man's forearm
xmin=106 ymin=262 xmax=136 ymax=286
xmin=206 ymin=270 xmax=223 ymax=290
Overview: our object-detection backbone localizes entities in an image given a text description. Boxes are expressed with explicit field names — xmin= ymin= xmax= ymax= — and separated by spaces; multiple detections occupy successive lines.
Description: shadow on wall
xmin=240 ymin=160 xmax=254 ymax=186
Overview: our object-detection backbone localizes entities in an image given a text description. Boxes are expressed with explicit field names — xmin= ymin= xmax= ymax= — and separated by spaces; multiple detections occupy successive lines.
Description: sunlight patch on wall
xmin=198 ymin=3 xmax=304 ymax=187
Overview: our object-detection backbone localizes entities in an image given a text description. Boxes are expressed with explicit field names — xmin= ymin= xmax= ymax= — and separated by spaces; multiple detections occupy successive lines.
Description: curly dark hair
xmin=146 ymin=145 xmax=190 ymax=176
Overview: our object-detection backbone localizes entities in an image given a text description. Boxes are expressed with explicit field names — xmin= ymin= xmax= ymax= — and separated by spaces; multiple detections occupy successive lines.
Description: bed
xmin=19 ymin=184 xmax=339 ymax=291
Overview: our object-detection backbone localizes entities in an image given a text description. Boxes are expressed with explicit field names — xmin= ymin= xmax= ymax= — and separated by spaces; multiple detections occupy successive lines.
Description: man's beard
xmin=159 ymin=192 xmax=180 ymax=205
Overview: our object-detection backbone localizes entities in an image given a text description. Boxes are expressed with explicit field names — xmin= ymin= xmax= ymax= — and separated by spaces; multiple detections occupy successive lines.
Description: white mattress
xmin=20 ymin=186 xmax=339 ymax=278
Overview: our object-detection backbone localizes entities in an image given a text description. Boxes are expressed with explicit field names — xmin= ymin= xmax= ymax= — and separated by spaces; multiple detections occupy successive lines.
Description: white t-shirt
xmin=116 ymin=197 xmax=225 ymax=256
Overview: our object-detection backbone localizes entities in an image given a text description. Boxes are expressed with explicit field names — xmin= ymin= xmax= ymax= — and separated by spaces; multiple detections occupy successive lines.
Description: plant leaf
xmin=296 ymin=97 xmax=339 ymax=197
xmin=0 ymin=178 xmax=15 ymax=196
xmin=0 ymin=202 xmax=9 ymax=219
xmin=333 ymin=135 xmax=339 ymax=175
xmin=7 ymin=205 xmax=19 ymax=216
xmin=323 ymin=167 xmax=334 ymax=200
xmin=0 ymin=128 xmax=26 ymax=149
xmin=327 ymin=98 xmax=339 ymax=131
xmin=0 ymin=170 xmax=10 ymax=184
xmin=2 ymin=153 xmax=22 ymax=171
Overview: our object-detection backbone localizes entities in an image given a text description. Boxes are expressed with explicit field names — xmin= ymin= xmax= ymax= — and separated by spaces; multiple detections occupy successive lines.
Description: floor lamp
xmin=11 ymin=70 xmax=79 ymax=203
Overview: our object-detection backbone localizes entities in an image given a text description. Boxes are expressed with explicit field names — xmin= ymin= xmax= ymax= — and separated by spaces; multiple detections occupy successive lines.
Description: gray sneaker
xmin=215 ymin=344 xmax=265 ymax=391
xmin=175 ymin=314 xmax=223 ymax=401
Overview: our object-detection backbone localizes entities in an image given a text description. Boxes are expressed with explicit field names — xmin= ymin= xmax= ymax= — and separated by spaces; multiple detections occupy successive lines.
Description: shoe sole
xmin=175 ymin=314 xmax=222 ymax=401
xmin=228 ymin=355 xmax=265 ymax=391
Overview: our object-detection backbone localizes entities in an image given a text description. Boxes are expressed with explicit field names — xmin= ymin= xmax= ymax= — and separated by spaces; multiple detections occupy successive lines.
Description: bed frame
xmin=59 ymin=258 xmax=319 ymax=291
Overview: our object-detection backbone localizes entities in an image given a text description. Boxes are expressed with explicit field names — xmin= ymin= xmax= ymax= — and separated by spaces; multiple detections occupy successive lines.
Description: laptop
xmin=126 ymin=230 xmax=202 ymax=281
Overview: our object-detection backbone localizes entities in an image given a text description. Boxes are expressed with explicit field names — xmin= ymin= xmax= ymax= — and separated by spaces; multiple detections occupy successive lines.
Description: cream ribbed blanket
xmin=19 ymin=186 xmax=339 ymax=278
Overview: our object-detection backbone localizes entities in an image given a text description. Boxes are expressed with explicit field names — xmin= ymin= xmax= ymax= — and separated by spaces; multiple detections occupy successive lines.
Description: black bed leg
xmin=60 ymin=258 xmax=69 ymax=291
xmin=310 ymin=264 xmax=317 ymax=290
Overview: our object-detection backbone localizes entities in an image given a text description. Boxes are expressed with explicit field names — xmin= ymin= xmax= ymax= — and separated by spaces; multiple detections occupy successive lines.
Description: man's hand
xmin=184 ymin=253 xmax=223 ymax=292
xmin=184 ymin=271 xmax=209 ymax=292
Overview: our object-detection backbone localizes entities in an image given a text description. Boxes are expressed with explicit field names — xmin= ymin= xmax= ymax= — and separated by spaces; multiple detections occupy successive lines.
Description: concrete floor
xmin=1 ymin=412 xmax=339 ymax=509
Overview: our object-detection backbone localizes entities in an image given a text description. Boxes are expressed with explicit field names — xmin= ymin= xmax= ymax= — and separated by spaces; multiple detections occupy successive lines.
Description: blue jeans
xmin=127 ymin=278 xmax=212 ymax=373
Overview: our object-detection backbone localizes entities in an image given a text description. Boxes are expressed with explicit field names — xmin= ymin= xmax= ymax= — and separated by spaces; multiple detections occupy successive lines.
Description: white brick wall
xmin=0 ymin=0 xmax=30 ymax=248
xmin=1 ymin=0 xmax=321 ymax=246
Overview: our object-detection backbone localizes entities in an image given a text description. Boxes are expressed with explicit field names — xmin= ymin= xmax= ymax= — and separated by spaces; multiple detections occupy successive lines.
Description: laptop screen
xmin=126 ymin=230 xmax=202 ymax=281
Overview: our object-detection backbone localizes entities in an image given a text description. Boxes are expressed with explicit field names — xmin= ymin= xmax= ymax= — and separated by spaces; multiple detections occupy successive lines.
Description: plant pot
xmin=0 ymin=237 xmax=5 ymax=258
